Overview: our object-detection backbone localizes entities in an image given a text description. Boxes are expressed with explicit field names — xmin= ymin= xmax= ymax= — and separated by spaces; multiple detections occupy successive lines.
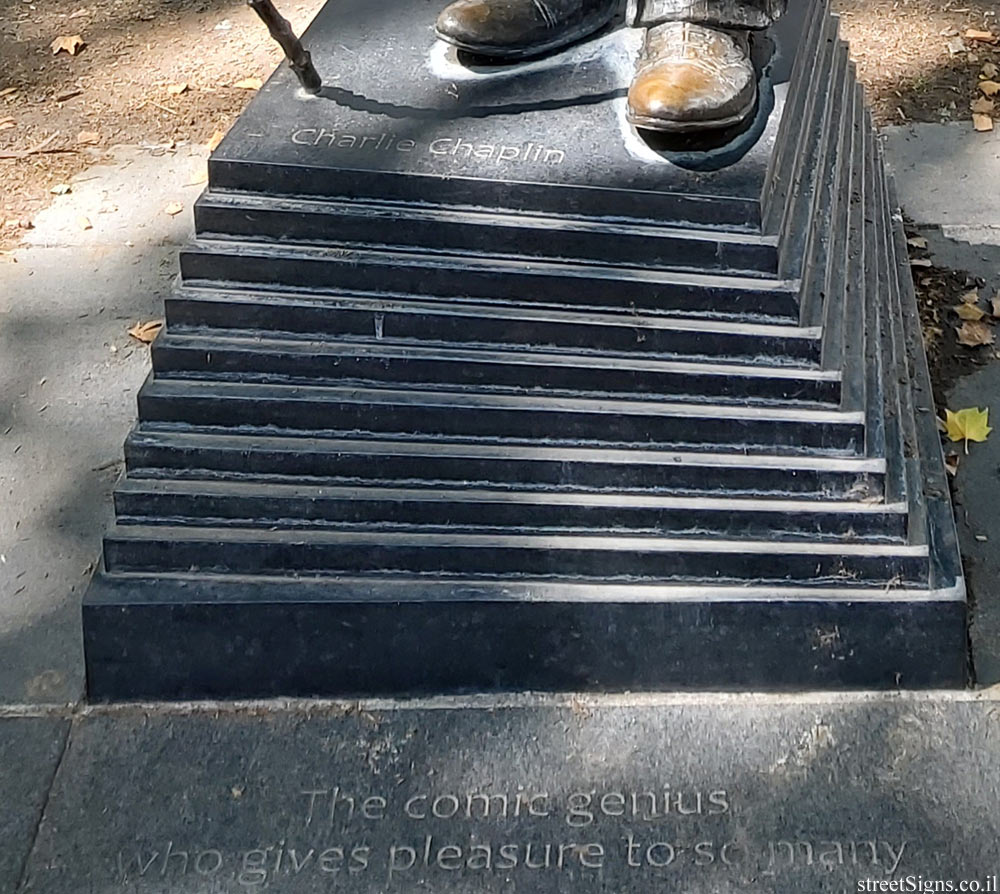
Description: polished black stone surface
xmin=80 ymin=0 xmax=967 ymax=699
xmin=210 ymin=0 xmax=813 ymax=226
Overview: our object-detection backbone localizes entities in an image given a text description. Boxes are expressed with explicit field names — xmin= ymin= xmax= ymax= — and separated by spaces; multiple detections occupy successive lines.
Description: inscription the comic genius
xmin=113 ymin=784 xmax=909 ymax=888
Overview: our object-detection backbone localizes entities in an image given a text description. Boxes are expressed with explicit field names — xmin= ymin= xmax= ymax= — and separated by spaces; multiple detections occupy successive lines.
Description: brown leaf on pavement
xmin=954 ymin=302 xmax=986 ymax=321
xmin=983 ymin=62 xmax=1000 ymax=79
xmin=128 ymin=320 xmax=164 ymax=344
xmin=233 ymin=77 xmax=263 ymax=90
xmin=956 ymin=320 xmax=995 ymax=347
xmin=980 ymin=80 xmax=1000 ymax=97
xmin=50 ymin=34 xmax=85 ymax=55
xmin=973 ymin=113 xmax=995 ymax=132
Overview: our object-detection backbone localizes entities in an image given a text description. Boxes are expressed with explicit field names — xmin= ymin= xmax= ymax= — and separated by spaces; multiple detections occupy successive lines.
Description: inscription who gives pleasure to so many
xmin=114 ymin=784 xmax=910 ymax=888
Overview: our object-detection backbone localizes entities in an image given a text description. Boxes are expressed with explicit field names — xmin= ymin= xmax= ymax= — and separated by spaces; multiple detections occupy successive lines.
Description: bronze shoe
xmin=627 ymin=21 xmax=756 ymax=132
xmin=435 ymin=0 xmax=619 ymax=60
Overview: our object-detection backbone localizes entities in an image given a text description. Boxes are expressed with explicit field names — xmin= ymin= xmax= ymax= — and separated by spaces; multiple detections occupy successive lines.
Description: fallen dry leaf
xmin=207 ymin=129 xmax=225 ymax=153
xmin=972 ymin=96 xmax=996 ymax=115
xmin=946 ymin=36 xmax=965 ymax=55
xmin=76 ymin=130 xmax=99 ymax=144
xmin=166 ymin=83 xmax=189 ymax=96
xmin=984 ymin=62 xmax=1000 ymax=79
xmin=50 ymin=34 xmax=85 ymax=55
xmin=907 ymin=236 xmax=928 ymax=249
xmin=163 ymin=201 xmax=183 ymax=216
xmin=944 ymin=406 xmax=993 ymax=453
xmin=77 ymin=215 xmax=92 ymax=230
xmin=965 ymin=28 xmax=998 ymax=43
xmin=49 ymin=183 xmax=71 ymax=195
xmin=973 ymin=113 xmax=995 ymax=132
xmin=910 ymin=258 xmax=933 ymax=267
xmin=233 ymin=77 xmax=263 ymax=90
xmin=961 ymin=290 xmax=981 ymax=304
xmin=187 ymin=163 xmax=208 ymax=186
xmin=956 ymin=320 xmax=995 ymax=346
xmin=954 ymin=302 xmax=986 ymax=321
xmin=128 ymin=319 xmax=164 ymax=344
xmin=980 ymin=80 xmax=1000 ymax=97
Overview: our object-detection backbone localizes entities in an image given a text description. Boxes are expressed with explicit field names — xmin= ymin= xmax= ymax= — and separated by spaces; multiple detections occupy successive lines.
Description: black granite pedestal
xmin=82 ymin=0 xmax=967 ymax=699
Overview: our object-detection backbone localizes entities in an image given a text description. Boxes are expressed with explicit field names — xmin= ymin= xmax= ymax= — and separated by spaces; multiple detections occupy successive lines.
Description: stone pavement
xmin=885 ymin=123 xmax=1000 ymax=687
xmin=0 ymin=144 xmax=205 ymax=706
xmin=1 ymin=125 xmax=999 ymax=892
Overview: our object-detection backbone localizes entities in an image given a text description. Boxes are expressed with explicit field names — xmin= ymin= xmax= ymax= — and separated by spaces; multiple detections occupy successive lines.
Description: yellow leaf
xmin=233 ymin=77 xmax=263 ymax=90
xmin=945 ymin=407 xmax=993 ymax=452
xmin=957 ymin=320 xmax=995 ymax=346
xmin=128 ymin=319 xmax=163 ymax=344
xmin=954 ymin=302 xmax=986 ymax=321
xmin=50 ymin=34 xmax=85 ymax=55
xmin=973 ymin=113 xmax=994 ymax=132
xmin=980 ymin=80 xmax=1000 ymax=96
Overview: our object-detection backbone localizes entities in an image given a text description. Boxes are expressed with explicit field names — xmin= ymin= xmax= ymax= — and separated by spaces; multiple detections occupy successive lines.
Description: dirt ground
xmin=0 ymin=0 xmax=325 ymax=248
xmin=0 ymin=0 xmax=998 ymax=248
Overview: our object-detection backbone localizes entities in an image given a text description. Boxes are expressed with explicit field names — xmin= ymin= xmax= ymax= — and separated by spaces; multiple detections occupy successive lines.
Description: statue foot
xmin=627 ymin=22 xmax=756 ymax=132
xmin=435 ymin=0 xmax=619 ymax=60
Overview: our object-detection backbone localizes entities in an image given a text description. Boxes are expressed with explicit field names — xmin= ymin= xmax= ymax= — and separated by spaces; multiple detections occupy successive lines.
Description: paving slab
xmin=0 ymin=717 xmax=70 ymax=894
xmin=945 ymin=363 xmax=1000 ymax=687
xmin=18 ymin=695 xmax=1000 ymax=893
xmin=883 ymin=123 xmax=1000 ymax=232
xmin=0 ymin=145 xmax=203 ymax=705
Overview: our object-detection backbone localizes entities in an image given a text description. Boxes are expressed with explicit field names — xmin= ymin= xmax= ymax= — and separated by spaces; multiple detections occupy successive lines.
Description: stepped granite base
xmin=82 ymin=0 xmax=967 ymax=699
